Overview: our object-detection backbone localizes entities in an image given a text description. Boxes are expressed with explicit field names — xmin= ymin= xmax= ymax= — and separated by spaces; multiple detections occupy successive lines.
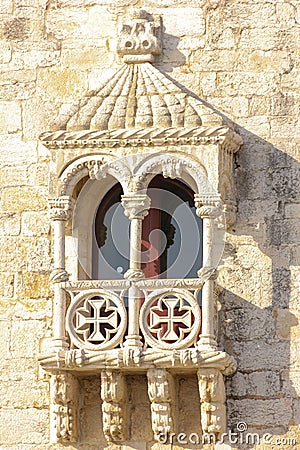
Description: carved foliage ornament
xmin=121 ymin=193 xmax=151 ymax=219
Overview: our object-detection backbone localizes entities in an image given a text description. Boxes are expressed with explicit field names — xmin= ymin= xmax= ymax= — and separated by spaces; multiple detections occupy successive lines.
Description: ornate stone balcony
xmin=40 ymin=277 xmax=235 ymax=374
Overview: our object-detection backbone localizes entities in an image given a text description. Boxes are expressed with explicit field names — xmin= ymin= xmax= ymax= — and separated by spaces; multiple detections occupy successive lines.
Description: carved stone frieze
xmin=161 ymin=158 xmax=183 ymax=179
xmin=40 ymin=348 xmax=237 ymax=374
xmin=87 ymin=158 xmax=107 ymax=179
xmin=101 ymin=371 xmax=127 ymax=442
xmin=40 ymin=126 xmax=240 ymax=149
xmin=50 ymin=371 xmax=79 ymax=443
xmin=197 ymin=368 xmax=226 ymax=439
xmin=147 ymin=369 xmax=175 ymax=441
xmin=63 ymin=279 xmax=131 ymax=291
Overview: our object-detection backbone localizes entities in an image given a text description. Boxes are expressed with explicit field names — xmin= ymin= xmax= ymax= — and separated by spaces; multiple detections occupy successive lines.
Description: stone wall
xmin=0 ymin=0 xmax=299 ymax=449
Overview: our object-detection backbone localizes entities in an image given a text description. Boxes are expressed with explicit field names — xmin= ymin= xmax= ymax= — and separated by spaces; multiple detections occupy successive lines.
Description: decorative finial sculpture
xmin=117 ymin=9 xmax=162 ymax=63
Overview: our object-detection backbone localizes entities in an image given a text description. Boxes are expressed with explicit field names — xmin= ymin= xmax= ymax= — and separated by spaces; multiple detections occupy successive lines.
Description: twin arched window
xmin=93 ymin=175 xmax=203 ymax=280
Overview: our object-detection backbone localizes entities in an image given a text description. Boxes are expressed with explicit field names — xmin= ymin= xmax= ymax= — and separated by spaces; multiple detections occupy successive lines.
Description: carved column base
xmin=147 ymin=368 xmax=175 ymax=441
xmin=198 ymin=334 xmax=218 ymax=351
xmin=197 ymin=368 xmax=226 ymax=440
xmin=50 ymin=371 xmax=79 ymax=443
xmin=101 ymin=371 xmax=128 ymax=442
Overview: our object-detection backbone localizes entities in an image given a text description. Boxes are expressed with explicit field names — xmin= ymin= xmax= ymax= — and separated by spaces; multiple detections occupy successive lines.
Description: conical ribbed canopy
xmin=52 ymin=63 xmax=223 ymax=132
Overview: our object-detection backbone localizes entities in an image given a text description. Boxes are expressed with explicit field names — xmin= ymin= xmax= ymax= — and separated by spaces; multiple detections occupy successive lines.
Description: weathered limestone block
xmin=17 ymin=272 xmax=52 ymax=299
xmin=0 ymin=320 xmax=11 ymax=359
xmin=0 ymin=101 xmax=21 ymax=134
xmin=0 ymin=213 xmax=21 ymax=236
xmin=227 ymin=398 xmax=293 ymax=428
xmin=240 ymin=27 xmax=283 ymax=51
xmin=223 ymin=3 xmax=276 ymax=28
xmin=227 ymin=370 xmax=281 ymax=398
xmin=231 ymin=340 xmax=291 ymax=372
xmin=162 ymin=8 xmax=205 ymax=37
xmin=10 ymin=319 xmax=48 ymax=358
xmin=216 ymin=72 xmax=277 ymax=97
xmin=276 ymin=3 xmax=296 ymax=28
xmin=0 ymin=0 xmax=12 ymax=13
xmin=0 ymin=134 xmax=37 ymax=165
xmin=37 ymin=68 xmax=88 ymax=101
xmin=0 ymin=40 xmax=12 ymax=64
xmin=22 ymin=211 xmax=50 ymax=236
xmin=0 ymin=379 xmax=49 ymax=409
xmin=0 ymin=408 xmax=48 ymax=445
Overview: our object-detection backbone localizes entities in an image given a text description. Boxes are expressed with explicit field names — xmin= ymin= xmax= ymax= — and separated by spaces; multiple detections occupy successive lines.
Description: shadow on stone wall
xmin=218 ymin=127 xmax=299 ymax=441
xmin=159 ymin=51 xmax=299 ymax=441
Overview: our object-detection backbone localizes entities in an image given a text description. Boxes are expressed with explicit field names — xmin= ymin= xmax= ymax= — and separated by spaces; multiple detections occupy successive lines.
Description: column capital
xmin=121 ymin=194 xmax=151 ymax=220
xmin=49 ymin=196 xmax=75 ymax=221
xmin=194 ymin=193 xmax=222 ymax=219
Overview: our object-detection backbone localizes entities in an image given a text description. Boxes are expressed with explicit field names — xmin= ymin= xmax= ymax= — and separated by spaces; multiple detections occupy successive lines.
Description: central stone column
xmin=121 ymin=193 xmax=151 ymax=351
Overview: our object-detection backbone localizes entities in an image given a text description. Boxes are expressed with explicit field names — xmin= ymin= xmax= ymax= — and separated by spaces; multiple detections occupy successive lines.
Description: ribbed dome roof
xmin=53 ymin=63 xmax=222 ymax=132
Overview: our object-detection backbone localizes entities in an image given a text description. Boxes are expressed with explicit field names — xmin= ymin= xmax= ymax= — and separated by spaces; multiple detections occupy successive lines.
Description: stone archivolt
xmin=39 ymin=8 xmax=242 ymax=445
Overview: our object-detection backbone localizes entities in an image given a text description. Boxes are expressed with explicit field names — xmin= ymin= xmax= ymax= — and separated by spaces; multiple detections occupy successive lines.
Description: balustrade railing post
xmin=49 ymin=196 xmax=74 ymax=350
xmin=195 ymin=194 xmax=222 ymax=351
xmin=121 ymin=194 xmax=151 ymax=350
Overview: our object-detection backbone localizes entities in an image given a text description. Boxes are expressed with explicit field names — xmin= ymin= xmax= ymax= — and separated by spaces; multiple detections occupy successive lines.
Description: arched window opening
xmin=142 ymin=175 xmax=203 ymax=279
xmin=93 ymin=183 xmax=130 ymax=280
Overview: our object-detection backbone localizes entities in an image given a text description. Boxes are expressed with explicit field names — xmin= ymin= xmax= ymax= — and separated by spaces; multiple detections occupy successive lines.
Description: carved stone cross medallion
xmin=75 ymin=298 xmax=119 ymax=343
xmin=140 ymin=289 xmax=201 ymax=350
xmin=149 ymin=296 xmax=192 ymax=342
xmin=66 ymin=290 xmax=127 ymax=350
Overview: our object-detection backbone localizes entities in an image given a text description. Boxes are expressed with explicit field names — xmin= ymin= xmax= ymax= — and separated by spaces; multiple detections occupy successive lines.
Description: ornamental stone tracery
xmin=39 ymin=7 xmax=242 ymax=446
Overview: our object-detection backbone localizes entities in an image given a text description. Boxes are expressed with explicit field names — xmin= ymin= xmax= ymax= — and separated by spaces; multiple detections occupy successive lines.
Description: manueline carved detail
xmin=140 ymin=289 xmax=201 ymax=351
xmin=147 ymin=369 xmax=175 ymax=441
xmin=197 ymin=368 xmax=226 ymax=439
xmin=101 ymin=371 xmax=127 ymax=442
xmin=50 ymin=372 xmax=78 ymax=443
xmin=49 ymin=196 xmax=74 ymax=221
xmin=121 ymin=194 xmax=151 ymax=220
xmin=194 ymin=194 xmax=223 ymax=219
xmin=117 ymin=9 xmax=162 ymax=63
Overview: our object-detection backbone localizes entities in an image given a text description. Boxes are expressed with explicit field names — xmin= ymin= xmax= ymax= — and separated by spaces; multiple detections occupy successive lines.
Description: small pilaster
xmin=195 ymin=194 xmax=222 ymax=351
xmin=49 ymin=196 xmax=74 ymax=350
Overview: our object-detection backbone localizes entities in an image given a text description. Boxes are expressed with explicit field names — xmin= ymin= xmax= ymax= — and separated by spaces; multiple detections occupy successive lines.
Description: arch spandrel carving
xmin=39 ymin=7 xmax=242 ymax=446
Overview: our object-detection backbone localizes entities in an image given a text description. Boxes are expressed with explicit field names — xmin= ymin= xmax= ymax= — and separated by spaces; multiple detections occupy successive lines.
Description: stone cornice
xmin=40 ymin=126 xmax=242 ymax=151
xmin=39 ymin=348 xmax=237 ymax=376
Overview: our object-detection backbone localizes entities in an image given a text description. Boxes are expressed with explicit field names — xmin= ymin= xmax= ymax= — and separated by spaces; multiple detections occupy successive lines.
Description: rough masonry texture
xmin=0 ymin=1 xmax=299 ymax=450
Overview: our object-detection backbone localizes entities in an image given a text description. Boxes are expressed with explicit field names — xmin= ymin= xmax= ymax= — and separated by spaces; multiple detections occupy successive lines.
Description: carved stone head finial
xmin=117 ymin=9 xmax=162 ymax=63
